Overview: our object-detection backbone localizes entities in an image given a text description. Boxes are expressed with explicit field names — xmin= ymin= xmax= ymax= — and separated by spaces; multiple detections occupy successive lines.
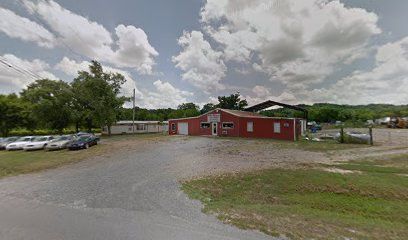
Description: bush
xmin=8 ymin=128 xmax=101 ymax=136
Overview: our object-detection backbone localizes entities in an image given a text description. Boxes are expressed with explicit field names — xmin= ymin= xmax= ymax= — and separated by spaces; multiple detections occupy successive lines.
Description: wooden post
xmin=369 ymin=127 xmax=373 ymax=146
xmin=340 ymin=127 xmax=344 ymax=143
xmin=132 ymin=88 xmax=135 ymax=134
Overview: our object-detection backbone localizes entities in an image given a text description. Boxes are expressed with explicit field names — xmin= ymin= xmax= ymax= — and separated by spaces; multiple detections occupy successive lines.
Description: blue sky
xmin=1 ymin=0 xmax=408 ymax=108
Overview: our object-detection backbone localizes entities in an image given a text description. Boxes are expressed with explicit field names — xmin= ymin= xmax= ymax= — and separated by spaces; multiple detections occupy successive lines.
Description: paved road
xmin=0 ymin=137 xmax=272 ymax=240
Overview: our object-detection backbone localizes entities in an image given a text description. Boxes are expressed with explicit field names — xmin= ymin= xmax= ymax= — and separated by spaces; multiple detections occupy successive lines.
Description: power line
xmin=0 ymin=57 xmax=42 ymax=79
xmin=0 ymin=58 xmax=42 ymax=80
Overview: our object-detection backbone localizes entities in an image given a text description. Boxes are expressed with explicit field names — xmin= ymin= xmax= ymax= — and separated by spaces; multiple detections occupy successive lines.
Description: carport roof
xmin=221 ymin=109 xmax=265 ymax=117
xmin=244 ymin=100 xmax=308 ymax=119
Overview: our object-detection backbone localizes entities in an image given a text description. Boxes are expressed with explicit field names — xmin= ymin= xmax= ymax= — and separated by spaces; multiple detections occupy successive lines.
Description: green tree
xmin=177 ymin=102 xmax=199 ymax=111
xmin=0 ymin=94 xmax=26 ymax=137
xmin=71 ymin=61 xmax=128 ymax=135
xmin=200 ymin=103 xmax=216 ymax=114
xmin=217 ymin=93 xmax=248 ymax=110
xmin=20 ymin=79 xmax=73 ymax=133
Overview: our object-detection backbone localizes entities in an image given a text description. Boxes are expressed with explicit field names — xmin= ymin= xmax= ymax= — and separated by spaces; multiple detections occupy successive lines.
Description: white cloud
xmin=55 ymin=57 xmax=143 ymax=99
xmin=0 ymin=54 xmax=56 ymax=93
xmin=172 ymin=30 xmax=226 ymax=93
xmin=252 ymin=85 xmax=270 ymax=98
xmin=307 ymin=37 xmax=408 ymax=105
xmin=200 ymin=0 xmax=381 ymax=89
xmin=0 ymin=7 xmax=55 ymax=48
xmin=23 ymin=0 xmax=158 ymax=74
xmin=243 ymin=85 xmax=299 ymax=105
xmin=56 ymin=57 xmax=192 ymax=108
xmin=142 ymin=80 xmax=193 ymax=109
xmin=113 ymin=25 xmax=159 ymax=74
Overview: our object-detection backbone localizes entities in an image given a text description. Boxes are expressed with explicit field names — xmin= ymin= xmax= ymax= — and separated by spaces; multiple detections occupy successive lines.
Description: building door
xmin=212 ymin=122 xmax=218 ymax=136
xmin=178 ymin=122 xmax=189 ymax=135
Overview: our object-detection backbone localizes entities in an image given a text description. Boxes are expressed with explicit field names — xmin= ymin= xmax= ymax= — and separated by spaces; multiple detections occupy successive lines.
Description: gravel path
xmin=0 ymin=137 xmax=274 ymax=240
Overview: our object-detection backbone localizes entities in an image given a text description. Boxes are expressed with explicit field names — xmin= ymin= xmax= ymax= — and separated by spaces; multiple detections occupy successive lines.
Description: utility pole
xmin=132 ymin=88 xmax=135 ymax=134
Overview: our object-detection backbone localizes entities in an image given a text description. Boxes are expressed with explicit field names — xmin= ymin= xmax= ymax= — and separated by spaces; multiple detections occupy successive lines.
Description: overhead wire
xmin=0 ymin=58 xmax=40 ymax=80
xmin=0 ymin=0 xmax=91 ymax=81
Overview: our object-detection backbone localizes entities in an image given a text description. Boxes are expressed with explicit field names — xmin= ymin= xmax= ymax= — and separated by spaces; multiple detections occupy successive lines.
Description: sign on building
xmin=207 ymin=114 xmax=221 ymax=123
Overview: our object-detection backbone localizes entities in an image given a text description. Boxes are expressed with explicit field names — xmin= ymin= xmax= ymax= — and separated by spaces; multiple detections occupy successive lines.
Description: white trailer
xmin=102 ymin=121 xmax=166 ymax=135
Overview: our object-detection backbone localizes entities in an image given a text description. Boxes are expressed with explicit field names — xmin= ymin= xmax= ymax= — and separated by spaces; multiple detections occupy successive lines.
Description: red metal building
xmin=168 ymin=108 xmax=303 ymax=141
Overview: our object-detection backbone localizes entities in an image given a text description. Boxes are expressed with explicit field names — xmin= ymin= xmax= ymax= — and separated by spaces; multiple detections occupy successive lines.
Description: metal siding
xmin=178 ymin=122 xmax=189 ymax=135
xmin=239 ymin=118 xmax=295 ymax=140
xmin=169 ymin=109 xmax=298 ymax=140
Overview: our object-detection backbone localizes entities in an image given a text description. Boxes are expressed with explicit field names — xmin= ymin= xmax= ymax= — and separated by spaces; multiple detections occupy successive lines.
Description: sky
xmin=0 ymin=0 xmax=408 ymax=108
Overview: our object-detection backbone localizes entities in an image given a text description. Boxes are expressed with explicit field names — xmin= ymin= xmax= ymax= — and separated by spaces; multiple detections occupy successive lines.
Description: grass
xmin=0 ymin=133 xmax=167 ymax=178
xmin=0 ymin=146 xmax=104 ymax=177
xmin=182 ymin=154 xmax=408 ymax=239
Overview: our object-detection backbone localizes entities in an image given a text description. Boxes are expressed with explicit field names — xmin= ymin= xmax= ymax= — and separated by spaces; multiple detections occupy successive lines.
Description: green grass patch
xmin=182 ymin=155 xmax=408 ymax=239
xmin=0 ymin=145 xmax=105 ymax=177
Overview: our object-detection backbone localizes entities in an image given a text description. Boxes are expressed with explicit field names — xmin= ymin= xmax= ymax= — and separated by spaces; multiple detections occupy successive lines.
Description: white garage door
xmin=178 ymin=122 xmax=189 ymax=135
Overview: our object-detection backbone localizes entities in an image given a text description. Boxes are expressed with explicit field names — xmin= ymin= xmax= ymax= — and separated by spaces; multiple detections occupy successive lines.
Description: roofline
xmin=245 ymin=100 xmax=308 ymax=113
xmin=168 ymin=108 xmax=221 ymax=121
xmin=168 ymin=108 xmax=305 ymax=121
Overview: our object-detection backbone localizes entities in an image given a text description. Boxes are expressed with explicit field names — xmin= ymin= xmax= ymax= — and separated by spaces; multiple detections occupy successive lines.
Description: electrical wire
xmin=0 ymin=58 xmax=39 ymax=80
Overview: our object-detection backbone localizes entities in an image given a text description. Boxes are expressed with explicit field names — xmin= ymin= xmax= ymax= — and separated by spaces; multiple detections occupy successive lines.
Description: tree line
xmin=1 ymin=60 xmax=407 ymax=137
xmin=117 ymin=93 xmax=249 ymax=121
xmin=1 ymin=61 xmax=127 ymax=136
xmin=0 ymin=61 xmax=249 ymax=137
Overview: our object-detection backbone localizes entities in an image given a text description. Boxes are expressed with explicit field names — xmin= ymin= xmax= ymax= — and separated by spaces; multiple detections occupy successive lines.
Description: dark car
xmin=67 ymin=135 xmax=98 ymax=150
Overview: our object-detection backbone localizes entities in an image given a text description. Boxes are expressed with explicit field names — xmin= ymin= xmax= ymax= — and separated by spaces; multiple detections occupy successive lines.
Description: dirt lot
xmin=174 ymin=128 xmax=408 ymax=178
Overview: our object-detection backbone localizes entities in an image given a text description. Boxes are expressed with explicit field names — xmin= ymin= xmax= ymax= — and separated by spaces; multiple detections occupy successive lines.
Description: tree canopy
xmin=216 ymin=92 xmax=248 ymax=110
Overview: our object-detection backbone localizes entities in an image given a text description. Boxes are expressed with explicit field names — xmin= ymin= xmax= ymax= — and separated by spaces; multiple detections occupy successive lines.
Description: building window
xmin=222 ymin=122 xmax=234 ymax=129
xmin=247 ymin=122 xmax=253 ymax=132
xmin=200 ymin=122 xmax=211 ymax=128
xmin=136 ymin=124 xmax=146 ymax=130
xmin=274 ymin=122 xmax=281 ymax=133
xmin=171 ymin=123 xmax=176 ymax=131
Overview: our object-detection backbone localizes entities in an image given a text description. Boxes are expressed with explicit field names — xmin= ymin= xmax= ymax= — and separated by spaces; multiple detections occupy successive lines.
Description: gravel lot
xmin=0 ymin=136 xmax=274 ymax=240
xmin=0 ymin=129 xmax=406 ymax=240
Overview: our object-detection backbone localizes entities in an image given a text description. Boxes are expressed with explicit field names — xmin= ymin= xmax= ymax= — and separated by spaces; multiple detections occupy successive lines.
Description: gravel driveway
xmin=0 ymin=136 xmax=274 ymax=240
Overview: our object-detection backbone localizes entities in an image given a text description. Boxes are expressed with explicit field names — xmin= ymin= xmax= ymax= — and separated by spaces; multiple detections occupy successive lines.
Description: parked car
xmin=75 ymin=132 xmax=91 ymax=137
xmin=307 ymin=121 xmax=322 ymax=131
xmin=23 ymin=136 xmax=55 ymax=151
xmin=0 ymin=136 xmax=19 ymax=150
xmin=6 ymin=136 xmax=36 ymax=150
xmin=45 ymin=135 xmax=76 ymax=151
xmin=68 ymin=135 xmax=98 ymax=150
xmin=75 ymin=132 xmax=100 ymax=141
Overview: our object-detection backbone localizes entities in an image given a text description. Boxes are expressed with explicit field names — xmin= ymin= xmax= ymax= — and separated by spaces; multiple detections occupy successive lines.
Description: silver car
xmin=45 ymin=135 xmax=76 ymax=150
xmin=0 ymin=136 xmax=19 ymax=150
xmin=6 ymin=136 xmax=36 ymax=150
xmin=23 ymin=136 xmax=55 ymax=151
